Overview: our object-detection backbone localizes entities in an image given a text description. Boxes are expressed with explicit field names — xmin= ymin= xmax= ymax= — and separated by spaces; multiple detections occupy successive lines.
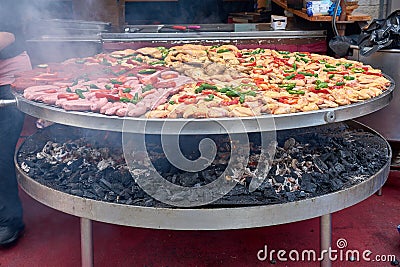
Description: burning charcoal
xmin=284 ymin=138 xmax=296 ymax=150
xmin=92 ymin=184 xmax=106 ymax=198
xmin=200 ymin=169 xmax=217 ymax=184
xmin=99 ymin=178 xmax=113 ymax=190
xmin=314 ymin=157 xmax=328 ymax=172
xmin=67 ymin=158 xmax=84 ymax=172
xmin=70 ymin=189 xmax=84 ymax=197
xmin=153 ymin=157 xmax=172 ymax=174
xmin=106 ymin=192 xmax=116 ymax=201
xmin=83 ymin=191 xmax=97 ymax=199
xmin=178 ymin=172 xmax=200 ymax=187
xmin=68 ymin=171 xmax=80 ymax=183
xmin=117 ymin=170 xmax=132 ymax=187
xmin=329 ymin=178 xmax=344 ymax=191
xmin=333 ymin=162 xmax=345 ymax=174
xmin=274 ymin=175 xmax=285 ymax=184
xmin=286 ymin=192 xmax=296 ymax=202
xmin=110 ymin=183 xmax=124 ymax=195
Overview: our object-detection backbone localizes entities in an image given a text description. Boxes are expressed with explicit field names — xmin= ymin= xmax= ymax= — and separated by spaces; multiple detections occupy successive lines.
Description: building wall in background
xmin=354 ymin=0 xmax=388 ymax=20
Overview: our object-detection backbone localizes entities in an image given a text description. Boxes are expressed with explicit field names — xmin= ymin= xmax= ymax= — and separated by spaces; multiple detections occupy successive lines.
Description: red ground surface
xmin=1 ymin=117 xmax=399 ymax=267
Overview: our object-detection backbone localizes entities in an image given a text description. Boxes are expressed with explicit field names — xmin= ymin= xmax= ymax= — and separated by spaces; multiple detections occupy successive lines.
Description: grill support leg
xmin=320 ymin=213 xmax=332 ymax=267
xmin=377 ymin=188 xmax=383 ymax=196
xmin=80 ymin=218 xmax=94 ymax=267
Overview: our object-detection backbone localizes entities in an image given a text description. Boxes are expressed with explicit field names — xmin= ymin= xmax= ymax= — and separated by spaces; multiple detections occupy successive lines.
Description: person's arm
xmin=0 ymin=32 xmax=15 ymax=52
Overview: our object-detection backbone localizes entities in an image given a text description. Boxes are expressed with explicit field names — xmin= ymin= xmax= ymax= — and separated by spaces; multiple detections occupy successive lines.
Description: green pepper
xmin=284 ymin=68 xmax=295 ymax=73
xmin=138 ymin=68 xmax=157 ymax=74
xmin=142 ymin=84 xmax=154 ymax=93
xmin=316 ymin=82 xmax=328 ymax=89
xmin=123 ymin=88 xmax=131 ymax=93
xmin=120 ymin=97 xmax=131 ymax=103
xmin=297 ymin=53 xmax=306 ymax=57
xmin=239 ymin=94 xmax=245 ymax=104
xmin=169 ymin=100 xmax=176 ymax=105
xmin=71 ymin=80 xmax=78 ymax=86
xmin=325 ymin=64 xmax=336 ymax=69
xmin=319 ymin=60 xmax=327 ymax=64
xmin=110 ymin=79 xmax=123 ymax=85
xmin=132 ymin=57 xmax=143 ymax=63
xmin=89 ymin=84 xmax=100 ymax=89
xmin=195 ymin=83 xmax=218 ymax=93
xmin=344 ymin=75 xmax=355 ymax=80
xmin=283 ymin=55 xmax=290 ymax=58
xmin=243 ymin=90 xmax=257 ymax=97
xmin=284 ymin=74 xmax=296 ymax=80
xmin=219 ymin=87 xmax=230 ymax=93
xmin=323 ymin=68 xmax=337 ymax=72
xmin=116 ymin=69 xmax=128 ymax=75
xmin=204 ymin=94 xmax=215 ymax=101
xmin=336 ymin=82 xmax=345 ymax=86
xmin=301 ymin=58 xmax=310 ymax=63
xmin=75 ymin=89 xmax=86 ymax=99
xmin=351 ymin=68 xmax=365 ymax=73
xmin=149 ymin=60 xmax=166 ymax=65
xmin=105 ymin=84 xmax=112 ymax=90
xmin=328 ymin=74 xmax=335 ymax=79
xmin=287 ymin=89 xmax=305 ymax=95
xmin=251 ymin=48 xmax=265 ymax=54
xmin=298 ymin=71 xmax=314 ymax=77
xmin=344 ymin=63 xmax=353 ymax=69
xmin=217 ymin=48 xmax=231 ymax=53
xmin=66 ymin=87 xmax=72 ymax=93
xmin=101 ymin=58 xmax=112 ymax=66
xmin=226 ymin=90 xmax=240 ymax=97
xmin=278 ymin=51 xmax=290 ymax=55
xmin=279 ymin=83 xmax=296 ymax=90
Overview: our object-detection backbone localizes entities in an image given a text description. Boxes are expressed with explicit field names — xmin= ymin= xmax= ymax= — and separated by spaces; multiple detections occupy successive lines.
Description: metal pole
xmin=80 ymin=218 xmax=94 ymax=267
xmin=320 ymin=214 xmax=332 ymax=267
xmin=377 ymin=188 xmax=383 ymax=196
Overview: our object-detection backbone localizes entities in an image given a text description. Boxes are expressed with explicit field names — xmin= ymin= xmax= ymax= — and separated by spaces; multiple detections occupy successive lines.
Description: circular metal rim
xmin=15 ymin=121 xmax=391 ymax=230
xmin=14 ymin=74 xmax=395 ymax=135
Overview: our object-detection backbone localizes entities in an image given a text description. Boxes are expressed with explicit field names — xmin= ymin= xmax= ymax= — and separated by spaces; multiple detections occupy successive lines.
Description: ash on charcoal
xmin=16 ymin=123 xmax=389 ymax=208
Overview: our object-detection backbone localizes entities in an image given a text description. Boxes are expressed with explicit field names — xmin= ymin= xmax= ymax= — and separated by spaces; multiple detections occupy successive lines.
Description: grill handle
xmin=0 ymin=99 xmax=17 ymax=108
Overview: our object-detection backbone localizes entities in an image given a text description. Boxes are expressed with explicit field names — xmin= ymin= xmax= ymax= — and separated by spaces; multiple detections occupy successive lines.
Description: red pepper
xmin=236 ymin=52 xmax=243 ymax=58
xmin=364 ymin=72 xmax=383 ymax=77
xmin=329 ymin=85 xmax=343 ymax=90
xmin=243 ymin=61 xmax=257 ymax=67
xmin=118 ymin=89 xmax=133 ymax=100
xmin=278 ymin=96 xmax=298 ymax=105
xmin=327 ymin=71 xmax=349 ymax=75
xmin=95 ymin=92 xmax=120 ymax=101
xmin=178 ymin=95 xmax=196 ymax=103
xmin=201 ymin=90 xmax=217 ymax=95
xmin=311 ymin=89 xmax=330 ymax=94
xmin=255 ymin=68 xmax=273 ymax=75
xmin=44 ymin=89 xmax=58 ymax=93
xmin=362 ymin=66 xmax=369 ymax=71
xmin=263 ymin=69 xmax=273 ymax=74
xmin=294 ymin=74 xmax=305 ymax=80
xmin=58 ymin=93 xmax=77 ymax=99
xmin=221 ymin=99 xmax=239 ymax=106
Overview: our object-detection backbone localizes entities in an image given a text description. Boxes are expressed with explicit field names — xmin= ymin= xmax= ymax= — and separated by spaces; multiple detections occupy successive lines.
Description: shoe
xmin=0 ymin=223 xmax=25 ymax=247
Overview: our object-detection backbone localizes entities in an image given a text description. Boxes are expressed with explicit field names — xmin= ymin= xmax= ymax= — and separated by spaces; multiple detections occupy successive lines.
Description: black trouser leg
xmin=0 ymin=85 xmax=24 ymax=226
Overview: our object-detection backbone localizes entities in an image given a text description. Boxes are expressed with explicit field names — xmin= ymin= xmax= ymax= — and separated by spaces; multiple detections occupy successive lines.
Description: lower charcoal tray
xmin=16 ymin=122 xmax=390 ymax=208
